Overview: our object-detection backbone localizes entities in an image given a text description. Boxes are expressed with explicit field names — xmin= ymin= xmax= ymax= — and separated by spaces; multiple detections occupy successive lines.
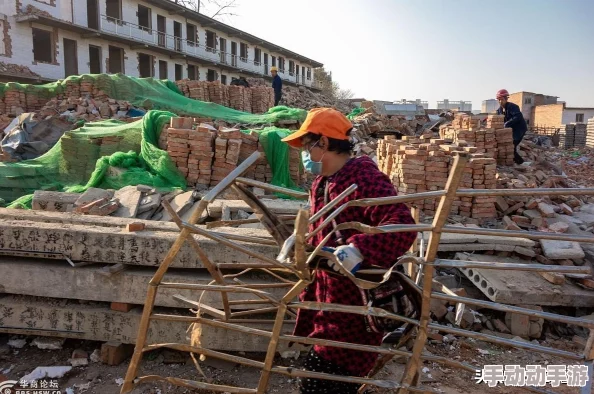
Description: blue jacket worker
xmin=271 ymin=66 xmax=282 ymax=106
xmin=496 ymin=88 xmax=528 ymax=164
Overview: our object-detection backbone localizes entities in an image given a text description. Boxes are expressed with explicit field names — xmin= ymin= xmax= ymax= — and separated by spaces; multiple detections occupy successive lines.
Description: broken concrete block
xmin=511 ymin=215 xmax=530 ymax=226
xmin=75 ymin=188 xmax=114 ymax=207
xmin=525 ymin=199 xmax=539 ymax=209
xmin=559 ymin=203 xmax=573 ymax=215
xmin=32 ymin=337 xmax=64 ymax=350
xmin=137 ymin=193 xmax=162 ymax=214
xmin=537 ymin=202 xmax=556 ymax=218
xmin=540 ymin=240 xmax=585 ymax=260
xmin=503 ymin=216 xmax=521 ymax=231
xmin=492 ymin=318 xmax=511 ymax=334
xmin=430 ymin=299 xmax=448 ymax=320
xmin=32 ymin=191 xmax=80 ymax=212
xmin=580 ymin=204 xmax=594 ymax=215
xmin=88 ymin=200 xmax=120 ymax=216
xmin=523 ymin=209 xmax=542 ymax=220
xmin=161 ymin=191 xmax=194 ymax=222
xmin=574 ymin=212 xmax=594 ymax=227
xmin=112 ymin=186 xmax=142 ymax=218
xmin=548 ymin=222 xmax=569 ymax=233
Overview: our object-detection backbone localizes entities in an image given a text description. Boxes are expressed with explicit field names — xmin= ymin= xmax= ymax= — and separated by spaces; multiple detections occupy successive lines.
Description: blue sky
xmin=223 ymin=0 xmax=594 ymax=109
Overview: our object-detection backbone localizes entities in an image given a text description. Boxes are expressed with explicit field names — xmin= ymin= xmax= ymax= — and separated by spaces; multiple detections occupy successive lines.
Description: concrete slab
xmin=113 ymin=186 xmax=142 ymax=218
xmin=0 ymin=219 xmax=278 ymax=268
xmin=581 ymin=204 xmax=594 ymax=215
xmin=455 ymin=253 xmax=594 ymax=306
xmin=32 ymin=191 xmax=80 ymax=212
xmin=0 ymin=257 xmax=289 ymax=308
xmin=0 ymin=295 xmax=294 ymax=352
xmin=540 ymin=240 xmax=585 ymax=260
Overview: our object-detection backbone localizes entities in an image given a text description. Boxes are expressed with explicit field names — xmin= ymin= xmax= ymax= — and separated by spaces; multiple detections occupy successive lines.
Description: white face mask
xmin=301 ymin=140 xmax=324 ymax=175
xmin=301 ymin=150 xmax=324 ymax=175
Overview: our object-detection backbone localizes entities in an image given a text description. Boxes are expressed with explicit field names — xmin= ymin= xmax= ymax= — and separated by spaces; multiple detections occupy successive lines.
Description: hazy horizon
xmin=216 ymin=0 xmax=594 ymax=109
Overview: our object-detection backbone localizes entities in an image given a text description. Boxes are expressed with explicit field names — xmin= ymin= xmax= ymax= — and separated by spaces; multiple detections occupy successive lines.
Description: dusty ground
xmin=0 ymin=334 xmax=587 ymax=394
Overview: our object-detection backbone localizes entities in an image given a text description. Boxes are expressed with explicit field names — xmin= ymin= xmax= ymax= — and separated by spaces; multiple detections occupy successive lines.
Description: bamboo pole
xmin=182 ymin=222 xmax=300 ymax=274
xmin=294 ymin=209 xmax=310 ymax=281
xmin=399 ymin=153 xmax=468 ymax=393
xmin=163 ymin=200 xmax=232 ymax=320
xmin=134 ymin=375 xmax=257 ymax=394
xmin=234 ymin=177 xmax=309 ymax=199
xmin=256 ymin=280 xmax=310 ymax=393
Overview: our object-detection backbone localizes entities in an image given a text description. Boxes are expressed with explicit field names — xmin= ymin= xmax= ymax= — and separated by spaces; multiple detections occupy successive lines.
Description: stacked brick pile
xmin=175 ymin=80 xmax=271 ymax=114
xmin=162 ymin=117 xmax=303 ymax=189
xmin=587 ymin=118 xmax=594 ymax=148
xmin=207 ymin=82 xmax=227 ymax=107
xmin=440 ymin=114 xmax=514 ymax=166
xmin=166 ymin=119 xmax=192 ymax=180
xmin=377 ymin=135 xmax=498 ymax=219
xmin=495 ymin=128 xmax=514 ymax=165
xmin=560 ymin=123 xmax=587 ymax=149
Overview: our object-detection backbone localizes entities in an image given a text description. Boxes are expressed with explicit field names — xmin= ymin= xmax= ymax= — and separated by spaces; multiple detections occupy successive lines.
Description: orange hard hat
xmin=282 ymin=108 xmax=352 ymax=148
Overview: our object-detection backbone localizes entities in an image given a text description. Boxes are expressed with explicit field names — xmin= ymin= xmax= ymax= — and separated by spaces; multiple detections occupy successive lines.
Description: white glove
xmin=328 ymin=244 xmax=364 ymax=274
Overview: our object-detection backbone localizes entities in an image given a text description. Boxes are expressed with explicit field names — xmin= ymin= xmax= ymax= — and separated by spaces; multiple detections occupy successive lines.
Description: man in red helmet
xmin=496 ymin=89 xmax=528 ymax=164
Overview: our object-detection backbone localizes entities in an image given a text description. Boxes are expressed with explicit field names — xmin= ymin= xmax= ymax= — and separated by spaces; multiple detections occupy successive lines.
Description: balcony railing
xmin=99 ymin=15 xmax=317 ymax=87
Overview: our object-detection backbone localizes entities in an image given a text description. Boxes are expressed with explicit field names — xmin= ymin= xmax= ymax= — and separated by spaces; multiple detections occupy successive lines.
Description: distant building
xmin=437 ymin=99 xmax=472 ymax=112
xmin=533 ymin=103 xmax=594 ymax=128
xmin=482 ymin=99 xmax=499 ymax=114
xmin=508 ymin=92 xmax=558 ymax=125
xmin=395 ymin=99 xmax=429 ymax=110
xmin=373 ymin=100 xmax=425 ymax=116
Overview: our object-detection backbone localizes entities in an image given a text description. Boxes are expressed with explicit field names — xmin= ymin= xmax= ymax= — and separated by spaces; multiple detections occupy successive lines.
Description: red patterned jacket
xmin=293 ymin=156 xmax=417 ymax=376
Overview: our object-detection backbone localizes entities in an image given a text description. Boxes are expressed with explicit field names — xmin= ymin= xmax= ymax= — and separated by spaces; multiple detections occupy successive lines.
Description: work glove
xmin=322 ymin=244 xmax=364 ymax=274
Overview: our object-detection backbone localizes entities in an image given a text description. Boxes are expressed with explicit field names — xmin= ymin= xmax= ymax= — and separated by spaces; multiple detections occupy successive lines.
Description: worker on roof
xmin=496 ymin=89 xmax=528 ymax=164
xmin=282 ymin=108 xmax=417 ymax=394
xmin=271 ymin=66 xmax=282 ymax=106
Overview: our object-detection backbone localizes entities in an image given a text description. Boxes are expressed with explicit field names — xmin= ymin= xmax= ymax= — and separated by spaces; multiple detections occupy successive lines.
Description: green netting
xmin=249 ymin=127 xmax=301 ymax=198
xmin=346 ymin=107 xmax=366 ymax=120
xmin=0 ymin=74 xmax=308 ymax=208
xmin=0 ymin=73 xmax=307 ymax=124
xmin=3 ymin=110 xmax=185 ymax=208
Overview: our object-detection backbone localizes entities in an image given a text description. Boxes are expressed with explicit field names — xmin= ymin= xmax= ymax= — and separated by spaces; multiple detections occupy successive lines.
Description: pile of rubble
xmin=353 ymin=101 xmax=420 ymax=135
xmin=159 ymin=117 xmax=303 ymax=189
xmin=0 ymin=61 xmax=42 ymax=80
xmin=38 ymin=96 xmax=140 ymax=123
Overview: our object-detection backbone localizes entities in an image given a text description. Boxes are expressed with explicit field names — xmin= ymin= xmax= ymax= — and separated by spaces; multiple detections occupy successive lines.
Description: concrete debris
xmin=7 ymin=338 xmax=27 ymax=349
xmin=31 ymin=337 xmax=64 ymax=350
xmin=21 ymin=366 xmax=73 ymax=382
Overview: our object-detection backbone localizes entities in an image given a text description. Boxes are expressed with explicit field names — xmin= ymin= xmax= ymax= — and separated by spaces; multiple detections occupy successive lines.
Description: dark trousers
xmin=274 ymin=93 xmax=282 ymax=106
xmin=299 ymin=349 xmax=360 ymax=394
xmin=513 ymin=138 xmax=524 ymax=164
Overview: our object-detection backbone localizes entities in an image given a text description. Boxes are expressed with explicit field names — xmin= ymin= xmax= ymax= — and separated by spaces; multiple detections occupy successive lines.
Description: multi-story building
xmin=508 ymin=91 xmax=558 ymax=125
xmin=533 ymin=103 xmax=594 ymax=128
xmin=0 ymin=0 xmax=323 ymax=89
xmin=481 ymin=99 xmax=499 ymax=114
xmin=437 ymin=99 xmax=472 ymax=112
xmin=395 ymin=99 xmax=428 ymax=110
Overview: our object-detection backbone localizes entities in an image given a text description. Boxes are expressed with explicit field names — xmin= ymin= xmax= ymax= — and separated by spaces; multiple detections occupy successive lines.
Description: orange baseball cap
xmin=281 ymin=108 xmax=352 ymax=148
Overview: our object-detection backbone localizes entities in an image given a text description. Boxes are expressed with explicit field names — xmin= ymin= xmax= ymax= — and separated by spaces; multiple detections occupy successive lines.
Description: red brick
xmin=126 ymin=222 xmax=145 ymax=232
xmin=100 ymin=341 xmax=133 ymax=365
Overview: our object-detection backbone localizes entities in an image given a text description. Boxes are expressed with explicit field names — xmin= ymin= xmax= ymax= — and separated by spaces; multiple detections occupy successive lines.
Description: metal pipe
xmin=442 ymin=225 xmax=594 ymax=243
xmin=429 ymin=323 xmax=584 ymax=360
xmin=434 ymin=259 xmax=591 ymax=274
xmin=432 ymin=293 xmax=594 ymax=328
xmin=234 ymin=177 xmax=309 ymax=199
xmin=455 ymin=187 xmax=594 ymax=197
